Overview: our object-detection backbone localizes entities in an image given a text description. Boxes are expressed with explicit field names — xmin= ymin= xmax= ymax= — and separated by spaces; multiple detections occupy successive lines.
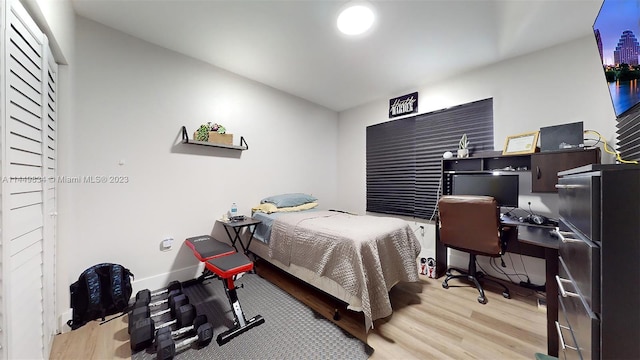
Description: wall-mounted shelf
xmin=181 ymin=126 xmax=248 ymax=150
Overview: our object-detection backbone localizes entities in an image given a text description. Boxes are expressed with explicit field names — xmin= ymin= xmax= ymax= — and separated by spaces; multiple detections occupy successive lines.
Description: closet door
xmin=0 ymin=0 xmax=57 ymax=358
xmin=42 ymin=44 xmax=58 ymax=357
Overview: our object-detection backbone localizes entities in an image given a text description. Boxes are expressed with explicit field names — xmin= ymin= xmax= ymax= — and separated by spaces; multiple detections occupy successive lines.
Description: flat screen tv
xmin=451 ymin=174 xmax=519 ymax=208
xmin=593 ymin=0 xmax=640 ymax=117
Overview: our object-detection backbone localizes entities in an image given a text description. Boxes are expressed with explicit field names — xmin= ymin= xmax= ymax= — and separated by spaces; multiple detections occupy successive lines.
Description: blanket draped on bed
xmin=268 ymin=211 xmax=421 ymax=331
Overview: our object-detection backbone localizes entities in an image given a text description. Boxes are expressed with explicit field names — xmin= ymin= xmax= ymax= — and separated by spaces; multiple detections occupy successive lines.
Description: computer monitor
xmin=451 ymin=173 xmax=519 ymax=208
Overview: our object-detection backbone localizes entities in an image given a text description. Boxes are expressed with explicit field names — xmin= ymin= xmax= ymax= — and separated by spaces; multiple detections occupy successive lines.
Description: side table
xmin=217 ymin=217 xmax=262 ymax=255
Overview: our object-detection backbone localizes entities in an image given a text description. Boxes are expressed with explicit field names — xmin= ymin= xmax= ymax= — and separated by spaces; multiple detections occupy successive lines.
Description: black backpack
xmin=67 ymin=263 xmax=134 ymax=330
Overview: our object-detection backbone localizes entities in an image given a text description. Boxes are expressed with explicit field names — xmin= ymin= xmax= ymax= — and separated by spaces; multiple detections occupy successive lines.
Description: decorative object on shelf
xmin=181 ymin=126 xmax=248 ymax=151
xmin=208 ymin=132 xmax=233 ymax=145
xmin=503 ymin=131 xmax=539 ymax=155
xmin=195 ymin=124 xmax=210 ymax=141
xmin=210 ymin=122 xmax=226 ymax=134
xmin=443 ymin=151 xmax=453 ymax=159
xmin=193 ymin=122 xmax=233 ymax=145
xmin=457 ymin=133 xmax=469 ymax=158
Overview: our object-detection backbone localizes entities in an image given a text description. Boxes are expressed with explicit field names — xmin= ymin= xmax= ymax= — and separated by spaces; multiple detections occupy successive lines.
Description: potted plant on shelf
xmin=195 ymin=124 xmax=210 ymax=141
xmin=458 ymin=133 xmax=469 ymax=158
xmin=193 ymin=122 xmax=233 ymax=145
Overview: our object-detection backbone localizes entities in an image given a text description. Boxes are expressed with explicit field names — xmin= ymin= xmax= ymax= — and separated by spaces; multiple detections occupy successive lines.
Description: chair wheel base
xmin=441 ymin=265 xmax=513 ymax=305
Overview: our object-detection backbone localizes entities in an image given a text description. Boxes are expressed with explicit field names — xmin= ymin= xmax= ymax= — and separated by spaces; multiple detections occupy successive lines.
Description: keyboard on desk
xmin=500 ymin=214 xmax=557 ymax=228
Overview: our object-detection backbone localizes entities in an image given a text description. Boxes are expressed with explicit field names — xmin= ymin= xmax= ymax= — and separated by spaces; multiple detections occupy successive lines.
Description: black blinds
xmin=366 ymin=117 xmax=416 ymax=216
xmin=616 ymin=102 xmax=640 ymax=162
xmin=366 ymin=98 xmax=494 ymax=220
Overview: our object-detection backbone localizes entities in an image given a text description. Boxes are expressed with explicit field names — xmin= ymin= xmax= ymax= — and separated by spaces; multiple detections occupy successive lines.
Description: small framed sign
xmin=389 ymin=92 xmax=418 ymax=118
xmin=502 ymin=131 xmax=539 ymax=155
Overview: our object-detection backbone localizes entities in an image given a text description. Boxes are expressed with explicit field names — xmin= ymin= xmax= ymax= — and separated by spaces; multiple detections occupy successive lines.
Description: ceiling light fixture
xmin=337 ymin=2 xmax=375 ymax=36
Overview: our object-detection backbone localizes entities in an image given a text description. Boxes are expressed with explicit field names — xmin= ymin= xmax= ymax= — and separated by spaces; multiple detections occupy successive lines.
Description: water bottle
xmin=230 ymin=202 xmax=238 ymax=219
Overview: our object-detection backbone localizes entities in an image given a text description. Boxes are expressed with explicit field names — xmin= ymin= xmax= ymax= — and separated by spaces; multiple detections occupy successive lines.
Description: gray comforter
xmin=268 ymin=210 xmax=421 ymax=331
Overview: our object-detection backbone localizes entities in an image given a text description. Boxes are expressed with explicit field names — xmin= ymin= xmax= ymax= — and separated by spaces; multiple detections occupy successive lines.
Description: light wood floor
xmin=50 ymin=260 xmax=547 ymax=359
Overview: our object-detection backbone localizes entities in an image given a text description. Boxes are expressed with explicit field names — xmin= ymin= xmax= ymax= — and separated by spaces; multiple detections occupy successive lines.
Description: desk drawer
xmin=558 ymin=223 xmax=600 ymax=312
xmin=557 ymin=294 xmax=581 ymax=360
xmin=557 ymin=175 xmax=600 ymax=241
xmin=557 ymin=260 xmax=600 ymax=360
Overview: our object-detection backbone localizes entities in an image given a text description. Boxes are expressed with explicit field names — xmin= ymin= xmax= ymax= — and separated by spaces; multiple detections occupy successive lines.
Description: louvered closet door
xmin=41 ymin=44 xmax=58 ymax=357
xmin=0 ymin=0 xmax=56 ymax=358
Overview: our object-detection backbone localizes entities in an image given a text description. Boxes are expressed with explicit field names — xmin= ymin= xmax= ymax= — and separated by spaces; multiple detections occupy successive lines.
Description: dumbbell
xmin=135 ymin=281 xmax=182 ymax=305
xmin=154 ymin=314 xmax=208 ymax=345
xmin=156 ymin=322 xmax=214 ymax=360
xmin=130 ymin=303 xmax=197 ymax=351
xmin=134 ymin=288 xmax=182 ymax=309
xmin=128 ymin=293 xmax=189 ymax=334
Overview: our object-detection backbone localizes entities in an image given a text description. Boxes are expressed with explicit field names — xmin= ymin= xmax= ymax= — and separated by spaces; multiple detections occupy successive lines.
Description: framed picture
xmin=502 ymin=131 xmax=539 ymax=155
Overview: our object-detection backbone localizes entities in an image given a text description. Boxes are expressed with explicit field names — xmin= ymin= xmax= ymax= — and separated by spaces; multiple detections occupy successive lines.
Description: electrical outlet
xmin=161 ymin=237 xmax=173 ymax=250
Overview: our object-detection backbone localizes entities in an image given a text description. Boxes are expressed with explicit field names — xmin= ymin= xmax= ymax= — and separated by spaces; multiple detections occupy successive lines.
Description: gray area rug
xmin=131 ymin=273 xmax=372 ymax=360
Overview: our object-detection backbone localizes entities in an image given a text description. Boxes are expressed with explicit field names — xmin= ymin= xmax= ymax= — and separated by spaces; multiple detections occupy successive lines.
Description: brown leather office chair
xmin=437 ymin=195 xmax=511 ymax=304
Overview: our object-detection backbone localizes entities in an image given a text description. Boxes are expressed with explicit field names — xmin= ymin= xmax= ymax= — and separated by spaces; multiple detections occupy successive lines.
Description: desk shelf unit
xmin=442 ymin=148 xmax=600 ymax=194
xmin=442 ymin=152 xmax=530 ymax=196
xmin=442 ymin=152 xmax=530 ymax=172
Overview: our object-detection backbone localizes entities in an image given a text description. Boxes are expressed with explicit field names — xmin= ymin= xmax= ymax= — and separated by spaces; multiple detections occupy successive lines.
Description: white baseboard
xmin=58 ymin=310 xmax=72 ymax=334
xmin=130 ymin=263 xmax=203 ymax=296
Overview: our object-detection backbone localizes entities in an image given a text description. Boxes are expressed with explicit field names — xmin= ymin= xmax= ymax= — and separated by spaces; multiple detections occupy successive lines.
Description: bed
xmin=247 ymin=195 xmax=421 ymax=332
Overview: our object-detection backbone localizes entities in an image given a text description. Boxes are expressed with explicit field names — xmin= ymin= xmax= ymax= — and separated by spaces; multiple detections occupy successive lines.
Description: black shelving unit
xmin=441 ymin=148 xmax=600 ymax=194
xmin=181 ymin=126 xmax=248 ymax=150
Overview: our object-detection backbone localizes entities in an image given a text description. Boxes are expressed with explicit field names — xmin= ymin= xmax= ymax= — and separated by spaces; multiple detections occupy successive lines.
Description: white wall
xmin=58 ymin=17 xmax=338 ymax=325
xmin=336 ymin=35 xmax=617 ymax=284
xmin=23 ymin=0 xmax=75 ymax=64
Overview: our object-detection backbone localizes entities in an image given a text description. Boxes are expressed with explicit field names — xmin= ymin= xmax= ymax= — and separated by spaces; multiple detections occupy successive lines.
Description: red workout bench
xmin=184 ymin=235 xmax=265 ymax=345
xmin=184 ymin=235 xmax=236 ymax=283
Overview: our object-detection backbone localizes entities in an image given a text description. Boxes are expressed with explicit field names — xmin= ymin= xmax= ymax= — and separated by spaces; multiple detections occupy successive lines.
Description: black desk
xmin=435 ymin=219 xmax=559 ymax=356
